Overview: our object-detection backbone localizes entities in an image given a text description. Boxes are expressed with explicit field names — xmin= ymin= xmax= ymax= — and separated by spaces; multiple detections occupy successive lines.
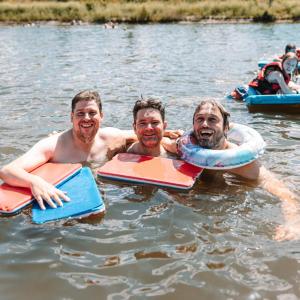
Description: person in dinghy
xmin=232 ymin=52 xmax=300 ymax=100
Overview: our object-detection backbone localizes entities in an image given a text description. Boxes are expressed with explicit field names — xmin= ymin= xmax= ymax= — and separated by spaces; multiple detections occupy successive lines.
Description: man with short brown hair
xmin=127 ymin=97 xmax=171 ymax=157
xmin=0 ymin=90 xmax=136 ymax=210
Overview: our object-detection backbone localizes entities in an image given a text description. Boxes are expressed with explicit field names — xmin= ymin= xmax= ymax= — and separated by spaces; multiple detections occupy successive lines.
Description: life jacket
xmin=248 ymin=62 xmax=290 ymax=94
xmin=296 ymin=48 xmax=300 ymax=60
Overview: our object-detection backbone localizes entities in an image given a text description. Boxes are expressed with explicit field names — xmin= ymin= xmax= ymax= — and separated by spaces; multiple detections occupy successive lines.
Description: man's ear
xmin=163 ymin=121 xmax=167 ymax=130
xmin=224 ymin=124 xmax=229 ymax=137
xmin=133 ymin=122 xmax=137 ymax=133
xmin=71 ymin=112 xmax=74 ymax=122
xmin=100 ymin=111 xmax=104 ymax=119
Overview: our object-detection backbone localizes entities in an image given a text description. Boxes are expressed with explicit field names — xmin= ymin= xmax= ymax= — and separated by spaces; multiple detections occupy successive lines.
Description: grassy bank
xmin=1 ymin=0 xmax=300 ymax=24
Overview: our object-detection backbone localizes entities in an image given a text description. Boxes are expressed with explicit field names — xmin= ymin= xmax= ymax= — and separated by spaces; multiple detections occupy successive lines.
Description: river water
xmin=0 ymin=23 xmax=300 ymax=299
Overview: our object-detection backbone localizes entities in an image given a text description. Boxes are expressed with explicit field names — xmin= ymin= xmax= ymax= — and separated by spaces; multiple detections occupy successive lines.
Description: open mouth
xmin=199 ymin=129 xmax=214 ymax=139
xmin=80 ymin=123 xmax=93 ymax=129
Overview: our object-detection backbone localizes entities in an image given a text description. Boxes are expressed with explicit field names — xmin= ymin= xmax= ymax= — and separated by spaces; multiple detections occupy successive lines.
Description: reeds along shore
xmin=0 ymin=0 xmax=300 ymax=24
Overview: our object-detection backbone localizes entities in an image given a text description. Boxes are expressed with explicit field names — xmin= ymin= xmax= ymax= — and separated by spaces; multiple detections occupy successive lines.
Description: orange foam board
xmin=97 ymin=153 xmax=203 ymax=189
xmin=0 ymin=163 xmax=82 ymax=214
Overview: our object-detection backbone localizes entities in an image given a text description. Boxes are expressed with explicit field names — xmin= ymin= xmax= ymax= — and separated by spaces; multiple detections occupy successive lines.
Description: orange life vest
xmin=249 ymin=62 xmax=290 ymax=94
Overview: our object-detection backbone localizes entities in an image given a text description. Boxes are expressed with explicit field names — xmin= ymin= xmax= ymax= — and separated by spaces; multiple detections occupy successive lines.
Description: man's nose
xmin=202 ymin=119 xmax=209 ymax=127
xmin=83 ymin=112 xmax=91 ymax=119
xmin=145 ymin=123 xmax=153 ymax=129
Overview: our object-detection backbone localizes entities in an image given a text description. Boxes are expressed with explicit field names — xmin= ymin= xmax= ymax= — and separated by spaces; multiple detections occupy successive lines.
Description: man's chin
xmin=141 ymin=141 xmax=160 ymax=149
xmin=199 ymin=144 xmax=214 ymax=149
xmin=198 ymin=139 xmax=214 ymax=149
xmin=78 ymin=133 xmax=96 ymax=144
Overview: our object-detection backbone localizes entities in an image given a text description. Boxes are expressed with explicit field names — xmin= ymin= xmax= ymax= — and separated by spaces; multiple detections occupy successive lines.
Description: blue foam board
xmin=32 ymin=167 xmax=105 ymax=224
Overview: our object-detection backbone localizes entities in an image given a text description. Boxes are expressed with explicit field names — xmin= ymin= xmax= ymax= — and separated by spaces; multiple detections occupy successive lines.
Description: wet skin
xmin=193 ymin=103 xmax=228 ymax=150
xmin=71 ymin=100 xmax=103 ymax=144
xmin=133 ymin=108 xmax=167 ymax=149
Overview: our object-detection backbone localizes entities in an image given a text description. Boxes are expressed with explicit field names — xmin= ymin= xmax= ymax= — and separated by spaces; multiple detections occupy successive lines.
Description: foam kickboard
xmin=97 ymin=153 xmax=203 ymax=189
xmin=0 ymin=163 xmax=82 ymax=214
xmin=32 ymin=167 xmax=105 ymax=224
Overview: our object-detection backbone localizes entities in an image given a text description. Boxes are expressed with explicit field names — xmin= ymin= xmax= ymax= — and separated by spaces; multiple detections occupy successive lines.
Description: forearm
xmin=161 ymin=137 xmax=178 ymax=154
xmin=288 ymin=81 xmax=300 ymax=92
xmin=258 ymin=166 xmax=298 ymax=204
xmin=122 ymin=130 xmax=137 ymax=145
xmin=0 ymin=164 xmax=40 ymax=188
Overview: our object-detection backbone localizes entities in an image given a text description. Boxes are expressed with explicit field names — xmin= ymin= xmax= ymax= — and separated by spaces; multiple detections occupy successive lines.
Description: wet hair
xmin=71 ymin=90 xmax=102 ymax=112
xmin=133 ymin=96 xmax=165 ymax=122
xmin=285 ymin=43 xmax=296 ymax=54
xmin=193 ymin=99 xmax=230 ymax=130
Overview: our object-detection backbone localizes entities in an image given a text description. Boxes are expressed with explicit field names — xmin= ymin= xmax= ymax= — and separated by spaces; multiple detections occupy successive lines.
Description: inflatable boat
xmin=245 ymin=93 xmax=300 ymax=113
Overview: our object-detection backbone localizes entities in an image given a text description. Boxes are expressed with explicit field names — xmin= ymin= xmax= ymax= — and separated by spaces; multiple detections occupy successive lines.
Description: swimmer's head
xmin=71 ymin=90 xmax=102 ymax=112
xmin=133 ymin=96 xmax=165 ymax=122
xmin=192 ymin=99 xmax=230 ymax=131
xmin=282 ymin=52 xmax=298 ymax=74
xmin=285 ymin=43 xmax=296 ymax=54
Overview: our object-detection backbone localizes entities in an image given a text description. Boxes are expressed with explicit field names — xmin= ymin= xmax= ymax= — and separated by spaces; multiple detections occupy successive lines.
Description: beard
xmin=75 ymin=126 xmax=98 ymax=144
xmin=140 ymin=136 xmax=161 ymax=148
xmin=194 ymin=130 xmax=226 ymax=149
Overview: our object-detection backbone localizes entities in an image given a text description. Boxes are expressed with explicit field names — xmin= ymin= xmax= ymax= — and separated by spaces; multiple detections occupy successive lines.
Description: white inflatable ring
xmin=177 ymin=123 xmax=266 ymax=170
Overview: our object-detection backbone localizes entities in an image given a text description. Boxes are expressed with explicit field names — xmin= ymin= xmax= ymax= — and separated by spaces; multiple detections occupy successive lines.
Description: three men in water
xmin=0 ymin=92 xmax=298 ymax=240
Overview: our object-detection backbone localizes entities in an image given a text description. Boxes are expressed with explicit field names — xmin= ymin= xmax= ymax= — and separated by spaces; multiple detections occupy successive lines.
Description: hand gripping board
xmin=0 ymin=163 xmax=81 ymax=214
xmin=32 ymin=167 xmax=105 ymax=224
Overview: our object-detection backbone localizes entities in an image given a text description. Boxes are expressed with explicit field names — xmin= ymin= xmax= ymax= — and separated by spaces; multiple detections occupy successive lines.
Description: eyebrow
xmin=195 ymin=113 xmax=219 ymax=118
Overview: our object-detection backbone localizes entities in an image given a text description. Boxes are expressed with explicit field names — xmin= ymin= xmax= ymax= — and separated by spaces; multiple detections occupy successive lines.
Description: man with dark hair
xmin=0 ymin=90 xmax=136 ymax=210
xmin=127 ymin=97 xmax=172 ymax=157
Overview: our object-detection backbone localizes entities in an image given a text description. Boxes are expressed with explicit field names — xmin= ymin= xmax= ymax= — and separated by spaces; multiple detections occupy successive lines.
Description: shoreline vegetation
xmin=0 ymin=0 xmax=300 ymax=25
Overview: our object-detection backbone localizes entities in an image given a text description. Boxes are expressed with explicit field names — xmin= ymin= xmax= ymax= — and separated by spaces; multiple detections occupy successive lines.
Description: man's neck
xmin=72 ymin=131 xmax=94 ymax=152
xmin=134 ymin=142 xmax=166 ymax=157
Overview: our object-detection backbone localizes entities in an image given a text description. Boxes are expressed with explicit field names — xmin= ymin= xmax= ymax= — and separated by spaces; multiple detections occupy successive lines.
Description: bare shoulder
xmin=35 ymin=130 xmax=67 ymax=150
xmin=226 ymin=141 xmax=238 ymax=149
xmin=229 ymin=160 xmax=261 ymax=181
xmin=99 ymin=127 xmax=133 ymax=143
xmin=99 ymin=127 xmax=123 ymax=138
xmin=3 ymin=131 xmax=67 ymax=171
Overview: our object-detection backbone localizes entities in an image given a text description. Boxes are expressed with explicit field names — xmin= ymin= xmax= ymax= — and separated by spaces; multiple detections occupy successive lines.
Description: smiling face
xmin=134 ymin=108 xmax=167 ymax=149
xmin=282 ymin=57 xmax=298 ymax=74
xmin=193 ymin=103 xmax=228 ymax=149
xmin=71 ymin=100 xmax=103 ymax=144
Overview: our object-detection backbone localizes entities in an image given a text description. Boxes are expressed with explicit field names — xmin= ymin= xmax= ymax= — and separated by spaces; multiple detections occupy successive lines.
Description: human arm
xmin=288 ymin=81 xmax=300 ymax=93
xmin=230 ymin=161 xmax=300 ymax=240
xmin=161 ymin=137 xmax=178 ymax=154
xmin=230 ymin=161 xmax=298 ymax=201
xmin=258 ymin=167 xmax=300 ymax=241
xmin=0 ymin=136 xmax=70 ymax=210
xmin=164 ymin=129 xmax=184 ymax=139
xmin=266 ymin=71 xmax=297 ymax=94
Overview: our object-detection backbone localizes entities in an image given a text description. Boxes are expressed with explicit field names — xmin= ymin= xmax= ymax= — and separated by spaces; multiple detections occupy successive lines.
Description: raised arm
xmin=0 ymin=136 xmax=69 ymax=210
